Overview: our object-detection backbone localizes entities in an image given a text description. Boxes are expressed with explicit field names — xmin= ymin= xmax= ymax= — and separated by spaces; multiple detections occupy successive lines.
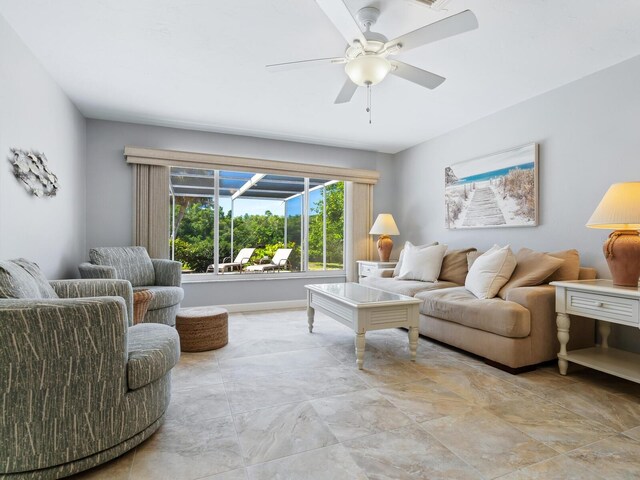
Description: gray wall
xmin=0 ymin=15 xmax=86 ymax=278
xmin=85 ymin=119 xmax=396 ymax=305
xmin=394 ymin=54 xmax=640 ymax=350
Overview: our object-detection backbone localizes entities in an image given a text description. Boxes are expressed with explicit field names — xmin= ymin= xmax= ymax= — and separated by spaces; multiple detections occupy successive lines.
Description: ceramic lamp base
xmin=377 ymin=235 xmax=393 ymax=262
xmin=604 ymin=230 xmax=640 ymax=287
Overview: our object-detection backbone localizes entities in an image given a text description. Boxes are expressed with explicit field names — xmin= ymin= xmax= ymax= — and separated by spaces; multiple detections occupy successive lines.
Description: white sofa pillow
xmin=465 ymin=245 xmax=517 ymax=299
xmin=397 ymin=244 xmax=448 ymax=282
xmin=393 ymin=241 xmax=438 ymax=277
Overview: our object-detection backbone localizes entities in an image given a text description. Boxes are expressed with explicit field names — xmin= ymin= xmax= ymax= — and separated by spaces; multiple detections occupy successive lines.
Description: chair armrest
xmin=50 ymin=279 xmax=133 ymax=327
xmin=78 ymin=262 xmax=117 ymax=279
xmin=152 ymin=259 xmax=182 ymax=287
xmin=369 ymin=268 xmax=395 ymax=278
xmin=0 ymin=297 xmax=129 ymax=400
xmin=0 ymin=297 xmax=131 ymax=473
xmin=222 ymin=257 xmax=232 ymax=263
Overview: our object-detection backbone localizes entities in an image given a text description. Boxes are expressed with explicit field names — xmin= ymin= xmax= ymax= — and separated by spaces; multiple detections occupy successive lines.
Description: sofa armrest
xmin=579 ymin=267 xmax=597 ymax=280
xmin=152 ymin=259 xmax=182 ymax=287
xmin=50 ymin=279 xmax=134 ymax=327
xmin=369 ymin=268 xmax=395 ymax=278
xmin=506 ymin=285 xmax=595 ymax=362
xmin=79 ymin=262 xmax=117 ymax=279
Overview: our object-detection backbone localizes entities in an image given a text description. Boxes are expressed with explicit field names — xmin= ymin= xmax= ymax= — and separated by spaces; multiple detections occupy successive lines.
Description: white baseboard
xmin=217 ymin=299 xmax=307 ymax=313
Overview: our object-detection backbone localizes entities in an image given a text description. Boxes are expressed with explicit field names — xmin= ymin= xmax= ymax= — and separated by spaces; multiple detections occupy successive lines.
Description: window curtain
xmin=134 ymin=164 xmax=170 ymax=259
xmin=345 ymin=181 xmax=373 ymax=282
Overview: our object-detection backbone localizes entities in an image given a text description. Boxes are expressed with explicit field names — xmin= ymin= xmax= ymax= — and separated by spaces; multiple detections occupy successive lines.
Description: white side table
xmin=357 ymin=260 xmax=398 ymax=281
xmin=551 ymin=279 xmax=640 ymax=382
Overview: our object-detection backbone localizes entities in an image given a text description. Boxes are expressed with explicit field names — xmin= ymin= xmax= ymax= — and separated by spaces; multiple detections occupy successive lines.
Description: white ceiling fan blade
xmin=390 ymin=61 xmax=446 ymax=89
xmin=266 ymin=57 xmax=346 ymax=73
xmin=385 ymin=9 xmax=478 ymax=53
xmin=334 ymin=79 xmax=358 ymax=104
xmin=315 ymin=0 xmax=367 ymax=46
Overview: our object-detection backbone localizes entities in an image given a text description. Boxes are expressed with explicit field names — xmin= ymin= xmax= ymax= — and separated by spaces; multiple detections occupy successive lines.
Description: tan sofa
xmin=361 ymin=251 xmax=595 ymax=371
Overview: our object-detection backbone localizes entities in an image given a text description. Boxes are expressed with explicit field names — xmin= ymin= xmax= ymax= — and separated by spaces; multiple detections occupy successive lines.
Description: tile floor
xmin=73 ymin=309 xmax=640 ymax=480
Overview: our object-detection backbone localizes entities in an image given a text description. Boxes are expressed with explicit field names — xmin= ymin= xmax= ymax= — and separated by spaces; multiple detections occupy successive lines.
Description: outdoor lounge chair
xmin=245 ymin=248 xmax=293 ymax=273
xmin=206 ymin=247 xmax=255 ymax=273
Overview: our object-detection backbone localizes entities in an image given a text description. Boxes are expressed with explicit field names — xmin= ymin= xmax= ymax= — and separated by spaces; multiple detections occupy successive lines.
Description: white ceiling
xmin=2 ymin=0 xmax=640 ymax=153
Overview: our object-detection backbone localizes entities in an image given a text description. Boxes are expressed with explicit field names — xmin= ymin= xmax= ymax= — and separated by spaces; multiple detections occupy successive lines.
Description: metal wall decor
xmin=9 ymin=148 xmax=60 ymax=197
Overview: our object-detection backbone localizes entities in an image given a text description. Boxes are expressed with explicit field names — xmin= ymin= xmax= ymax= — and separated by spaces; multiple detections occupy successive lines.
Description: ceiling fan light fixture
xmin=345 ymin=55 xmax=391 ymax=86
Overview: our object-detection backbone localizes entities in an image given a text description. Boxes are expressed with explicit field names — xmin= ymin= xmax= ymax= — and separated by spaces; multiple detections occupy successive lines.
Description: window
xmin=169 ymin=167 xmax=344 ymax=275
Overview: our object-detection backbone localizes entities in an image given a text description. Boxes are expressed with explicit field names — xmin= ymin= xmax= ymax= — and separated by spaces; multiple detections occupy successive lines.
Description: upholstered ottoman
xmin=175 ymin=306 xmax=228 ymax=352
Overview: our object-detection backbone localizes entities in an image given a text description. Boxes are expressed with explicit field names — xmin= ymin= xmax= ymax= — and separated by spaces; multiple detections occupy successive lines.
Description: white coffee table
xmin=305 ymin=282 xmax=421 ymax=369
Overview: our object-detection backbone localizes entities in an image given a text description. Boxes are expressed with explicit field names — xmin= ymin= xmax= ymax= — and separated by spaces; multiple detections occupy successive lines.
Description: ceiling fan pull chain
xmin=366 ymin=83 xmax=372 ymax=124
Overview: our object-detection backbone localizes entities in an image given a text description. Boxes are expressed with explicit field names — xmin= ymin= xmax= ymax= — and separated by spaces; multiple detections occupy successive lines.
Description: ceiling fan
xmin=266 ymin=0 xmax=478 ymax=105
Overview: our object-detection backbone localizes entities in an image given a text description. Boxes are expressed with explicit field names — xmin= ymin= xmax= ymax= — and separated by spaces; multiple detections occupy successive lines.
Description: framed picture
xmin=445 ymin=143 xmax=538 ymax=229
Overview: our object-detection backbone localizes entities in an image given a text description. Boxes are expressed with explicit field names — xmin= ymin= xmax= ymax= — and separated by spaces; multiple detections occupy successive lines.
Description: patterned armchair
xmin=0 ymin=258 xmax=180 ymax=479
xmin=79 ymin=246 xmax=184 ymax=326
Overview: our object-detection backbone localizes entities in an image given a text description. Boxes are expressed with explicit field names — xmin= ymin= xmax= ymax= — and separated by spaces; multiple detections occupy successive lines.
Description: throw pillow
xmin=90 ymin=246 xmax=155 ymax=287
xmin=11 ymin=258 xmax=58 ymax=299
xmin=465 ymin=245 xmax=517 ymax=299
xmin=545 ymin=249 xmax=581 ymax=282
xmin=497 ymin=248 xmax=564 ymax=299
xmin=397 ymin=244 xmax=448 ymax=282
xmin=0 ymin=260 xmax=41 ymax=299
xmin=392 ymin=241 xmax=438 ymax=277
xmin=467 ymin=250 xmax=483 ymax=270
xmin=439 ymin=248 xmax=477 ymax=285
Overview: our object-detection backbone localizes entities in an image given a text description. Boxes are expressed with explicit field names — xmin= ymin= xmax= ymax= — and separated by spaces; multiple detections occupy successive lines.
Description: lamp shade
xmin=369 ymin=214 xmax=400 ymax=236
xmin=345 ymin=55 xmax=391 ymax=86
xmin=586 ymin=182 xmax=640 ymax=229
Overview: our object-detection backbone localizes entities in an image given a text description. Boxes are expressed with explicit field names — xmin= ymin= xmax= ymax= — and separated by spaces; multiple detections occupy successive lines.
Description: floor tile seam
xmin=242 ymin=434 xmax=342 ymax=468
xmin=408 ymin=421 xmax=489 ymax=479
xmin=244 ymin=442 xmax=373 ymax=479
xmin=537 ymin=390 xmax=640 ymax=429
xmin=306 ymin=389 xmax=419 ymax=437
xmin=513 ymin=451 xmax=609 ymax=480
xmin=217 ymin=345 xmax=338 ymax=367
xmin=215 ymin=343 xmax=327 ymax=362
xmin=221 ymin=380 xmax=250 ymax=471
xmin=487 ymin=411 xmax=615 ymax=456
xmin=231 ymin=385 xmax=381 ymax=416
xmin=372 ymin=384 xmax=468 ymax=423
xmin=417 ymin=406 xmax=558 ymax=468
xmin=485 ymin=396 xmax=618 ymax=438
xmin=219 ymin=359 xmax=344 ymax=383
xmin=556 ymin=432 xmax=626 ymax=456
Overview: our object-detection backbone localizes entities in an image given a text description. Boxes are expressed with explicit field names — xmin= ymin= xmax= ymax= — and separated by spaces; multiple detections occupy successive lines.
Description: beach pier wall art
xmin=445 ymin=143 xmax=538 ymax=229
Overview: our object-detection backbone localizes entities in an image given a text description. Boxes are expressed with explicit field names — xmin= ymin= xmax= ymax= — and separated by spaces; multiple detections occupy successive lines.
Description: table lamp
xmin=586 ymin=182 xmax=640 ymax=286
xmin=369 ymin=213 xmax=400 ymax=262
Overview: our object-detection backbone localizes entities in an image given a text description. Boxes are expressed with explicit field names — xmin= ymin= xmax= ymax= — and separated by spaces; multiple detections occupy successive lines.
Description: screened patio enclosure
xmin=169 ymin=167 xmax=345 ymax=273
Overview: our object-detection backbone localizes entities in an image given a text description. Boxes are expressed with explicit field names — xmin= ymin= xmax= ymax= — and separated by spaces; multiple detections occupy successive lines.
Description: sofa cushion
xmin=417 ymin=286 xmax=531 ymax=338
xmin=545 ymin=249 xmax=581 ymax=282
xmin=397 ymin=244 xmax=448 ymax=282
xmin=0 ymin=260 xmax=42 ymax=299
xmin=465 ymin=245 xmax=517 ymax=299
xmin=439 ymin=248 xmax=477 ymax=285
xmin=361 ymin=276 xmax=458 ymax=297
xmin=90 ymin=247 xmax=155 ymax=287
xmin=127 ymin=323 xmax=180 ymax=390
xmin=133 ymin=286 xmax=184 ymax=310
xmin=393 ymin=241 xmax=438 ymax=277
xmin=497 ymin=248 xmax=564 ymax=299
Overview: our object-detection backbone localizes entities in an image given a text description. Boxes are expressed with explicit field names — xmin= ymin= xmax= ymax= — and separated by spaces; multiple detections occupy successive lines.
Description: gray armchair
xmin=0 ymin=258 xmax=180 ymax=479
xmin=79 ymin=246 xmax=184 ymax=326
